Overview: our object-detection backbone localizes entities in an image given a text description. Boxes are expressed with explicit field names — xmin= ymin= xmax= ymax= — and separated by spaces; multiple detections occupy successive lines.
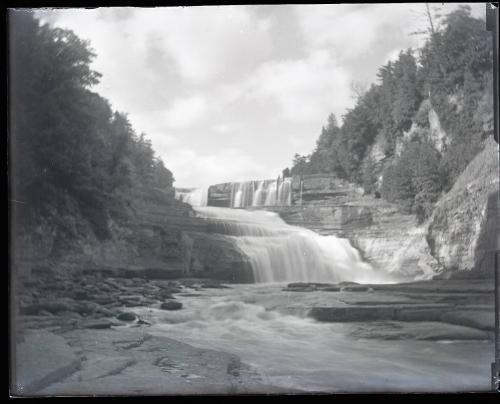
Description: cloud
xmin=34 ymin=4 xmax=487 ymax=188
xmin=238 ymin=49 xmax=352 ymax=124
xmin=117 ymin=6 xmax=274 ymax=84
xmin=165 ymin=147 xmax=279 ymax=187
xmin=163 ymin=95 xmax=207 ymax=129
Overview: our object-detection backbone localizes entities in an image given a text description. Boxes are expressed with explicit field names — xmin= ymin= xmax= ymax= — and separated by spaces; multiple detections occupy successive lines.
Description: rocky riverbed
xmin=11 ymin=270 xmax=496 ymax=395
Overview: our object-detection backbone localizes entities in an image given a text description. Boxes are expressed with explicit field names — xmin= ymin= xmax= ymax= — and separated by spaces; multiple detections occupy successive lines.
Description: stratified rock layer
xmin=12 ymin=184 xmax=253 ymax=283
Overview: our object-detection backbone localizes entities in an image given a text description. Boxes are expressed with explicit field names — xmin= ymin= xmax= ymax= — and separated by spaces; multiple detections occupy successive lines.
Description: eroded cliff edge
xmin=11 ymin=184 xmax=253 ymax=282
xmin=267 ymin=137 xmax=498 ymax=280
xmin=12 ymin=138 xmax=498 ymax=283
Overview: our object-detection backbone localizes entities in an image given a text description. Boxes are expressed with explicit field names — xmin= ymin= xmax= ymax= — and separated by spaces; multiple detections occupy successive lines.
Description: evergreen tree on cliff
xmin=288 ymin=5 xmax=492 ymax=222
xmin=9 ymin=11 xmax=174 ymax=239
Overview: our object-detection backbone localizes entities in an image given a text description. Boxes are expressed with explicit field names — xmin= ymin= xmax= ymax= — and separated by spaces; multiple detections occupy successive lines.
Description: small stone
xmin=80 ymin=320 xmax=113 ymax=329
xmin=340 ymin=285 xmax=370 ymax=292
xmin=71 ymin=290 xmax=89 ymax=300
xmin=137 ymin=319 xmax=152 ymax=326
xmin=160 ymin=301 xmax=183 ymax=311
xmin=19 ymin=304 xmax=41 ymax=316
xmin=322 ymin=286 xmax=341 ymax=292
xmin=116 ymin=312 xmax=137 ymax=322
xmin=201 ymin=283 xmax=229 ymax=289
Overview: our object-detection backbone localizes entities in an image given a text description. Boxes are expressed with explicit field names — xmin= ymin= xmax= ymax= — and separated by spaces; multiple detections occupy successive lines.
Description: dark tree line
xmin=286 ymin=6 xmax=493 ymax=223
xmin=9 ymin=11 xmax=174 ymax=239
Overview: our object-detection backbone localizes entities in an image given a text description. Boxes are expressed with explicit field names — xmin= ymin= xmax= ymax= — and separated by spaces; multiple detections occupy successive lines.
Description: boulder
xmin=340 ymin=285 xmax=371 ymax=292
xmin=160 ymin=301 xmax=183 ymax=311
xmin=79 ymin=320 xmax=114 ymax=329
xmin=116 ymin=312 xmax=137 ymax=322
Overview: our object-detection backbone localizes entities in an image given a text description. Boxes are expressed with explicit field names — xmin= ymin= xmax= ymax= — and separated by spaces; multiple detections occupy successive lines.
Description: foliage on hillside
xmin=9 ymin=11 xmax=174 ymax=240
xmin=286 ymin=5 xmax=493 ymax=222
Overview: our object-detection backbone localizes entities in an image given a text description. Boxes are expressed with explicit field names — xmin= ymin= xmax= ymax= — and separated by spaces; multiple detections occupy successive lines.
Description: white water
xmin=161 ymin=185 xmax=492 ymax=393
xmin=195 ymin=206 xmax=391 ymax=284
xmin=231 ymin=177 xmax=292 ymax=208
xmin=135 ymin=284 xmax=493 ymax=393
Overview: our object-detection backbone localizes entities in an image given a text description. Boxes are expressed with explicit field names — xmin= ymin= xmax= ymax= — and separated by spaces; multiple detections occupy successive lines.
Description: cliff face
xmin=268 ymin=138 xmax=498 ymax=280
xmin=427 ymin=137 xmax=499 ymax=278
xmin=12 ymin=184 xmax=253 ymax=282
xmin=14 ymin=138 xmax=497 ymax=283
xmin=266 ymin=181 xmax=440 ymax=281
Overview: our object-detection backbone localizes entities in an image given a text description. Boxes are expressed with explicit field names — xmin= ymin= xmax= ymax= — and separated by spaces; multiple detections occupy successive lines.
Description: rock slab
xmin=12 ymin=330 xmax=81 ymax=395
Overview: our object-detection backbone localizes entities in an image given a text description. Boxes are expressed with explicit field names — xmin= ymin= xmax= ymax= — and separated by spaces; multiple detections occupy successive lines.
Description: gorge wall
xmin=427 ymin=137 xmax=499 ymax=278
xmin=254 ymin=180 xmax=441 ymax=281
xmin=203 ymin=137 xmax=498 ymax=280
xmin=12 ymin=184 xmax=253 ymax=282
xmin=280 ymin=139 xmax=498 ymax=279
xmin=13 ymin=138 xmax=497 ymax=284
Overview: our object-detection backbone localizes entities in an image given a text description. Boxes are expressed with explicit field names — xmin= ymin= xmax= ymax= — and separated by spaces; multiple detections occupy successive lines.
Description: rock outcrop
xmin=259 ymin=138 xmax=498 ymax=279
xmin=427 ymin=136 xmax=499 ymax=278
xmin=12 ymin=184 xmax=253 ymax=282
xmin=268 ymin=195 xmax=439 ymax=280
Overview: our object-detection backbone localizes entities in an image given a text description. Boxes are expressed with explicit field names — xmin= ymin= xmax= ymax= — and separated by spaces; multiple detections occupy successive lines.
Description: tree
xmin=391 ymin=50 xmax=421 ymax=131
xmin=9 ymin=11 xmax=176 ymax=239
xmin=361 ymin=155 xmax=378 ymax=195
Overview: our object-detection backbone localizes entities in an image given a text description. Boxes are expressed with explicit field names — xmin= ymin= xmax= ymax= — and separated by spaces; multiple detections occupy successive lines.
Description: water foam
xmin=195 ymin=206 xmax=391 ymax=284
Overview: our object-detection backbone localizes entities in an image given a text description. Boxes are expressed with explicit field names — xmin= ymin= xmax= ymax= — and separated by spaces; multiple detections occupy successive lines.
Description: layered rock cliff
xmin=269 ymin=137 xmax=498 ymax=280
xmin=12 ymin=184 xmax=253 ymax=282
xmin=263 ymin=182 xmax=440 ymax=281
xmin=427 ymin=136 xmax=499 ymax=278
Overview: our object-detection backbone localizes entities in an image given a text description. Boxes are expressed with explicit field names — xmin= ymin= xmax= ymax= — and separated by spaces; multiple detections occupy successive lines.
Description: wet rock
xmin=39 ymin=301 xmax=68 ymax=315
xmin=23 ymin=280 xmax=41 ymax=288
xmin=116 ymin=312 xmax=137 ymax=322
xmin=92 ymin=296 xmax=115 ymax=306
xmin=19 ymin=304 xmax=42 ymax=316
xmin=287 ymin=282 xmax=312 ymax=288
xmin=31 ymin=265 xmax=53 ymax=274
xmin=119 ymin=295 xmax=142 ymax=302
xmin=123 ymin=301 xmax=145 ymax=308
xmin=321 ymin=286 xmax=341 ymax=292
xmin=144 ymin=268 xmax=184 ymax=280
xmin=440 ymin=310 xmax=495 ymax=331
xmin=160 ymin=301 xmax=183 ymax=311
xmin=283 ymin=283 xmax=317 ymax=292
xmin=79 ymin=320 xmax=114 ymax=329
xmin=310 ymin=306 xmax=396 ymax=322
xmin=340 ymin=285 xmax=371 ymax=292
xmin=154 ymin=289 xmax=176 ymax=300
xmin=70 ymin=290 xmax=89 ymax=301
xmin=13 ymin=330 xmax=81 ymax=395
xmin=338 ymin=281 xmax=360 ymax=286
xmin=38 ymin=310 xmax=53 ymax=317
xmin=70 ymin=301 xmax=99 ymax=316
xmin=348 ymin=321 xmax=491 ymax=341
xmin=200 ymin=282 xmax=230 ymax=289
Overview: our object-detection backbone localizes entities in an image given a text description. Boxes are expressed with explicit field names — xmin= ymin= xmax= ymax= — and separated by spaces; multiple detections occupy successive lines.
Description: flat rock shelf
xmin=11 ymin=271 xmax=495 ymax=395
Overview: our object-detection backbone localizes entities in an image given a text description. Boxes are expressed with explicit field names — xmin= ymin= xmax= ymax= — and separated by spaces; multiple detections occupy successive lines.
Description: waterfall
xmin=277 ymin=177 xmax=291 ymax=205
xmin=194 ymin=206 xmax=390 ymax=284
xmin=252 ymin=181 xmax=265 ymax=206
xmin=231 ymin=177 xmax=292 ymax=208
xmin=175 ymin=187 xmax=208 ymax=206
xmin=263 ymin=181 xmax=277 ymax=206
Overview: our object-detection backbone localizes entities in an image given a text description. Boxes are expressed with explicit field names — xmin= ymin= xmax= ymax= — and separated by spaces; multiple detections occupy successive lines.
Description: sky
xmin=35 ymin=3 xmax=486 ymax=188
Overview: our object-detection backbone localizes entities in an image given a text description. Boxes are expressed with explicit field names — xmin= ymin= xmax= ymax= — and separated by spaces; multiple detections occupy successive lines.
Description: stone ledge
xmin=12 ymin=330 xmax=82 ymax=396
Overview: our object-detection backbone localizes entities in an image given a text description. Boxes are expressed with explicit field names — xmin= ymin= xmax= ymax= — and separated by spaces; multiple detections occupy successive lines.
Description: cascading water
xmin=231 ymin=177 xmax=292 ymax=208
xmin=252 ymin=181 xmax=265 ymax=207
xmin=194 ymin=206 xmax=390 ymax=284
